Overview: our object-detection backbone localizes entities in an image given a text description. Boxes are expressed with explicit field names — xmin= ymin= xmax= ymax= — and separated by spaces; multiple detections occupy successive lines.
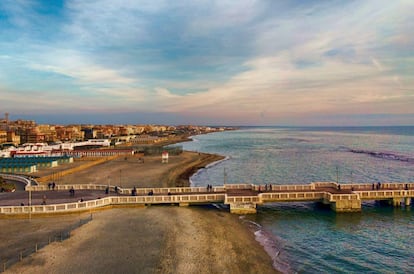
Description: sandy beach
xmin=39 ymin=151 xmax=224 ymax=188
xmin=1 ymin=151 xmax=277 ymax=274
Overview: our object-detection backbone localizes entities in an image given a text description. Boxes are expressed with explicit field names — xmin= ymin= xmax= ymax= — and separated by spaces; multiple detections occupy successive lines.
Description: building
xmin=0 ymin=130 xmax=7 ymax=144
xmin=19 ymin=127 xmax=46 ymax=144
xmin=82 ymin=127 xmax=98 ymax=139
xmin=7 ymin=131 xmax=20 ymax=146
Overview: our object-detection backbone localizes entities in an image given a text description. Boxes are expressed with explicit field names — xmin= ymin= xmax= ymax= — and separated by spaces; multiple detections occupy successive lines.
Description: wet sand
xmin=1 ymin=151 xmax=278 ymax=274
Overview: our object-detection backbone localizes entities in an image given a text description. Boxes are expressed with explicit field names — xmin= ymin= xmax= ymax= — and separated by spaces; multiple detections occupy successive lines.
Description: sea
xmin=177 ymin=126 xmax=414 ymax=274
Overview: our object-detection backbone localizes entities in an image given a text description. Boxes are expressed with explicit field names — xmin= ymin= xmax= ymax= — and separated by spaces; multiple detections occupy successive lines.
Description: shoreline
xmin=189 ymin=155 xmax=230 ymax=186
xmin=175 ymin=151 xmax=225 ymax=187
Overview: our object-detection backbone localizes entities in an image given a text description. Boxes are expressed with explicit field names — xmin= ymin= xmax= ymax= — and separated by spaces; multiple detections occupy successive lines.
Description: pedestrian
xmin=48 ymin=182 xmax=52 ymax=190
xmin=52 ymin=182 xmax=56 ymax=190
xmin=69 ymin=187 xmax=75 ymax=197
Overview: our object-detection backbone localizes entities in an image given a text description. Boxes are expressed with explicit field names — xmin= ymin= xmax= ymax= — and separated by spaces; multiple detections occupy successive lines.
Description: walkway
xmin=0 ymin=181 xmax=413 ymax=215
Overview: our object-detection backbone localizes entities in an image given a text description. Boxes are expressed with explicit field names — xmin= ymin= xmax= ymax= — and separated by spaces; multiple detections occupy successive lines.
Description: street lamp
xmin=28 ymin=177 xmax=32 ymax=220
xmin=336 ymin=166 xmax=339 ymax=184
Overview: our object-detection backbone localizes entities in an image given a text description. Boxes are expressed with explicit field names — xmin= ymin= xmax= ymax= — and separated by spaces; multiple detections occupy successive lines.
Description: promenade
xmin=1 ymin=179 xmax=413 ymax=215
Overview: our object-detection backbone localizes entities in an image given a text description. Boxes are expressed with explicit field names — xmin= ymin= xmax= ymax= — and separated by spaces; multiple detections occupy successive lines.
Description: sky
xmin=0 ymin=0 xmax=413 ymax=126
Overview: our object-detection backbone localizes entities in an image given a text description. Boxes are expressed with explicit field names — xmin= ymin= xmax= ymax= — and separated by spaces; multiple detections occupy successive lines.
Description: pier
xmin=0 ymin=178 xmax=413 ymax=215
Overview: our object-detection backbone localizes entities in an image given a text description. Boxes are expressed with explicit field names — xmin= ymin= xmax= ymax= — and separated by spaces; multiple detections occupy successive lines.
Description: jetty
xmin=1 ymin=174 xmax=413 ymax=215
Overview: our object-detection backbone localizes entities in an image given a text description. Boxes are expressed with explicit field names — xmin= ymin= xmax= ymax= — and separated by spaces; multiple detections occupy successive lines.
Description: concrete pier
xmin=229 ymin=203 xmax=257 ymax=214
xmin=330 ymin=199 xmax=362 ymax=212
xmin=391 ymin=198 xmax=402 ymax=207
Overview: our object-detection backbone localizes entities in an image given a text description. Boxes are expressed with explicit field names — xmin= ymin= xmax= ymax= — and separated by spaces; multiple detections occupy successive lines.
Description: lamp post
xmin=28 ymin=177 xmax=32 ymax=220
xmin=336 ymin=166 xmax=339 ymax=184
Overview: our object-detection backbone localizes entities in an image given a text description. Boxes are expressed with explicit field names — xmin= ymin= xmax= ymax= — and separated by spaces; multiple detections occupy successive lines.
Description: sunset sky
xmin=1 ymin=0 xmax=413 ymax=125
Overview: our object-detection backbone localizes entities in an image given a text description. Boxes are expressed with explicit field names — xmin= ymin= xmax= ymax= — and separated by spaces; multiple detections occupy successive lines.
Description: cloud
xmin=29 ymin=58 xmax=135 ymax=85
xmin=0 ymin=0 xmax=37 ymax=28
xmin=1 ymin=0 xmax=414 ymax=125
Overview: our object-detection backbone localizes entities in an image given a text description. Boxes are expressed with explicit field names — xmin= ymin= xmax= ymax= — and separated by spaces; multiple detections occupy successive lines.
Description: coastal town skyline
xmin=1 ymin=1 xmax=413 ymax=126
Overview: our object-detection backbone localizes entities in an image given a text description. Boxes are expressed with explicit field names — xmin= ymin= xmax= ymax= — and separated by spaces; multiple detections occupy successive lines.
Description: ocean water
xmin=178 ymin=127 xmax=414 ymax=273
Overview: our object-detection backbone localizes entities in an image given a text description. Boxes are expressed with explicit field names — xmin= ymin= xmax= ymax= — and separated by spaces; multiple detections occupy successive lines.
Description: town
xmin=0 ymin=112 xmax=232 ymax=159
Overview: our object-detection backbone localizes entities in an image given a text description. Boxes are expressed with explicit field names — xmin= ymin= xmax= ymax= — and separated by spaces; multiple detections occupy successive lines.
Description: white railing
xmin=224 ymin=184 xmax=252 ymax=190
xmin=260 ymin=185 xmax=313 ymax=192
xmin=0 ymin=194 xmax=227 ymax=215
xmin=225 ymin=196 xmax=260 ymax=204
xmin=25 ymin=184 xmax=222 ymax=195
xmin=322 ymin=192 xmax=360 ymax=202
xmin=312 ymin=182 xmax=338 ymax=188
xmin=341 ymin=183 xmax=414 ymax=190
xmin=2 ymin=181 xmax=413 ymax=215
xmin=355 ymin=190 xmax=414 ymax=200
xmin=0 ymin=173 xmax=32 ymax=186
xmin=260 ymin=191 xmax=325 ymax=202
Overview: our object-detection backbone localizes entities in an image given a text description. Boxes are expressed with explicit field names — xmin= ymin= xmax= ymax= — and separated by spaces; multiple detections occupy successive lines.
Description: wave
xmin=277 ymin=137 xmax=310 ymax=143
xmin=254 ymin=229 xmax=293 ymax=273
xmin=347 ymin=148 xmax=414 ymax=163
xmin=184 ymin=135 xmax=199 ymax=142
xmin=238 ymin=216 xmax=293 ymax=273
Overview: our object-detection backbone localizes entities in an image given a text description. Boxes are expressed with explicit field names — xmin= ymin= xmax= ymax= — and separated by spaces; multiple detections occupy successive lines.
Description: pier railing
xmin=0 ymin=193 xmax=227 ymax=215
xmin=25 ymin=184 xmax=220 ymax=195
xmin=355 ymin=189 xmax=414 ymax=200
xmin=260 ymin=191 xmax=325 ymax=202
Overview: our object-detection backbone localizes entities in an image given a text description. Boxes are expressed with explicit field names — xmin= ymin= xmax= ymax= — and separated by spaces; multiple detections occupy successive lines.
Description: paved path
xmin=0 ymin=185 xmax=409 ymax=207
xmin=0 ymin=190 xmax=116 ymax=206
